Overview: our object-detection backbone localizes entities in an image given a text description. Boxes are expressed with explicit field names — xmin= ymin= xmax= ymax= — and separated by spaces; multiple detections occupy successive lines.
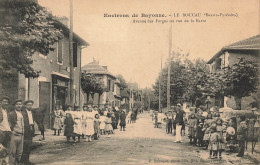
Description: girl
xmin=104 ymin=113 xmax=113 ymax=135
xmin=64 ymin=106 xmax=75 ymax=143
xmin=72 ymin=106 xmax=82 ymax=142
xmin=208 ymin=126 xmax=219 ymax=159
xmin=94 ymin=114 xmax=101 ymax=140
xmin=216 ymin=118 xmax=226 ymax=159
xmin=99 ymin=112 xmax=106 ymax=135
xmin=84 ymin=105 xmax=95 ymax=142
xmin=52 ymin=105 xmax=63 ymax=136
xmin=203 ymin=113 xmax=213 ymax=149
xmin=188 ymin=113 xmax=197 ymax=144
xmin=119 ymin=110 xmax=126 ymax=131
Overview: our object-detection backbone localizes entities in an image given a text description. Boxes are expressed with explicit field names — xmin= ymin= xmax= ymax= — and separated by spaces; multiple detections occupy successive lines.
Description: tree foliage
xmin=153 ymin=53 xmax=226 ymax=107
xmin=116 ymin=74 xmax=128 ymax=89
xmin=81 ymin=71 xmax=107 ymax=95
xmin=0 ymin=0 xmax=62 ymax=78
xmin=224 ymin=58 xmax=259 ymax=109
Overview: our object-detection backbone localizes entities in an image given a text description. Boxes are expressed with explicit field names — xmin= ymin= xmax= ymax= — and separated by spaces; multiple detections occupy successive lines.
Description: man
xmin=21 ymin=100 xmax=35 ymax=164
xmin=8 ymin=99 xmax=24 ymax=165
xmin=0 ymin=96 xmax=12 ymax=162
xmin=236 ymin=116 xmax=248 ymax=157
xmin=174 ymin=103 xmax=185 ymax=143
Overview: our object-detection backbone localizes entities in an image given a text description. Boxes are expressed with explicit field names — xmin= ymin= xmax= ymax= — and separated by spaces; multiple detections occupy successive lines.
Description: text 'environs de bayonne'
xmin=104 ymin=13 xmax=202 ymax=18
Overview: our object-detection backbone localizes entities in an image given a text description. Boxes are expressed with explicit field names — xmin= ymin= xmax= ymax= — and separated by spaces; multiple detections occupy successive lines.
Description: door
xmin=39 ymin=82 xmax=51 ymax=129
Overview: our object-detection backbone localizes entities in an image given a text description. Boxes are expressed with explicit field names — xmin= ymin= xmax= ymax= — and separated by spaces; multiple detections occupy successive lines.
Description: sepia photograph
xmin=0 ymin=0 xmax=259 ymax=164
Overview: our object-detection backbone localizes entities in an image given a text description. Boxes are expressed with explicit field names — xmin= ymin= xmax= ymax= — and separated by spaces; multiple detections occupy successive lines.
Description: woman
xmin=84 ymin=105 xmax=95 ymax=142
xmin=93 ymin=114 xmax=101 ymax=140
xmin=119 ymin=110 xmax=126 ymax=131
xmin=52 ymin=105 xmax=63 ymax=136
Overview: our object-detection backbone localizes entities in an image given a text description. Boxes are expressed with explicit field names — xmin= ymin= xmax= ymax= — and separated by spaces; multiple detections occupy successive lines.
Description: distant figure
xmin=119 ymin=110 xmax=126 ymax=131
xmin=236 ymin=116 xmax=248 ymax=157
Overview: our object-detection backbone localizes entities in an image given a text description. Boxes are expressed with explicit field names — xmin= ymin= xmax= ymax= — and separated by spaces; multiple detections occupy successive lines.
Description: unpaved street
xmin=30 ymin=112 xmax=253 ymax=165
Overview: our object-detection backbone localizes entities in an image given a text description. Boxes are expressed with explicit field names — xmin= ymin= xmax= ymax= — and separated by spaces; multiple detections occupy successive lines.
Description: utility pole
xmin=69 ymin=0 xmax=74 ymax=106
xmin=159 ymin=55 xmax=162 ymax=112
xmin=167 ymin=24 xmax=172 ymax=111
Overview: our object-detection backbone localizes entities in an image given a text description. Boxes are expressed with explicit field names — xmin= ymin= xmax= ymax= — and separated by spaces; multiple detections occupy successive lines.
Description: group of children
xmin=187 ymin=108 xmax=228 ymax=159
xmin=52 ymin=104 xmax=128 ymax=143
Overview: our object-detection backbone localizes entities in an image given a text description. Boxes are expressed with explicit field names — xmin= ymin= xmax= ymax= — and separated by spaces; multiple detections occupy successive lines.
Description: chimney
xmin=57 ymin=16 xmax=69 ymax=28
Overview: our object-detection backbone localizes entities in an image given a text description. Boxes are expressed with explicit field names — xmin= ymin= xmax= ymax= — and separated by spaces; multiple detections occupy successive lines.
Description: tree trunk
xmin=86 ymin=93 xmax=90 ymax=104
xmin=98 ymin=93 xmax=101 ymax=107
xmin=234 ymin=96 xmax=242 ymax=110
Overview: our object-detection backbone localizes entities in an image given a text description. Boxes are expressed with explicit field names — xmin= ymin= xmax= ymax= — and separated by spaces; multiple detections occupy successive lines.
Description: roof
xmin=54 ymin=20 xmax=89 ymax=46
xmin=81 ymin=60 xmax=116 ymax=78
xmin=207 ymin=35 xmax=260 ymax=64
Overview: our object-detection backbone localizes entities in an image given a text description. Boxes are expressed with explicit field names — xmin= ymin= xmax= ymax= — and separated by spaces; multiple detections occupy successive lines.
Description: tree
xmin=224 ymin=58 xmax=259 ymax=109
xmin=81 ymin=71 xmax=107 ymax=105
xmin=116 ymin=74 xmax=128 ymax=89
xmin=0 ymin=0 xmax=62 ymax=79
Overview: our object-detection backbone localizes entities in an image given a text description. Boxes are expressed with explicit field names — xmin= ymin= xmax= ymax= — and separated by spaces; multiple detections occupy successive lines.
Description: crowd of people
xmin=0 ymin=95 xmax=141 ymax=165
xmin=51 ymin=104 xmax=130 ymax=143
xmin=152 ymin=104 xmax=253 ymax=160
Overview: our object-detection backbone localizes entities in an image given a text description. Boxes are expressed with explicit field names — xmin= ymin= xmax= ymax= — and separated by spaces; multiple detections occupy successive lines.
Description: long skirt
xmin=85 ymin=119 xmax=94 ymax=136
xmin=188 ymin=127 xmax=196 ymax=138
xmin=73 ymin=119 xmax=82 ymax=135
xmin=120 ymin=120 xmax=126 ymax=127
xmin=94 ymin=121 xmax=100 ymax=134
xmin=53 ymin=117 xmax=62 ymax=130
xmin=100 ymin=122 xmax=105 ymax=130
xmin=104 ymin=123 xmax=113 ymax=132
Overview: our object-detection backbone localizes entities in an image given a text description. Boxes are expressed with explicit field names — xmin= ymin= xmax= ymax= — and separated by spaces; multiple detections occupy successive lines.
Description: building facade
xmin=207 ymin=35 xmax=259 ymax=109
xmin=81 ymin=59 xmax=121 ymax=108
xmin=0 ymin=20 xmax=88 ymax=128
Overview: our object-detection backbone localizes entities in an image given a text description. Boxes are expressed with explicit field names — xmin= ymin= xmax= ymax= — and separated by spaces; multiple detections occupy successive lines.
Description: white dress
xmin=99 ymin=116 xmax=106 ymax=130
xmin=73 ymin=111 xmax=83 ymax=135
xmin=84 ymin=111 xmax=95 ymax=136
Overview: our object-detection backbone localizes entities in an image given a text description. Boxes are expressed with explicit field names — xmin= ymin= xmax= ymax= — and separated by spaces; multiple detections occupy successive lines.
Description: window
xmin=112 ymin=80 xmax=115 ymax=92
xmin=73 ymin=43 xmax=77 ymax=67
xmin=107 ymin=79 xmax=111 ymax=91
xmin=57 ymin=41 xmax=63 ymax=64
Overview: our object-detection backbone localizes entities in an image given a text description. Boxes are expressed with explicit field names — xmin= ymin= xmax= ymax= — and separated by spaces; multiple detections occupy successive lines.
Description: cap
xmin=177 ymin=103 xmax=181 ymax=107
xmin=23 ymin=100 xmax=34 ymax=105
xmin=13 ymin=99 xmax=22 ymax=105
xmin=1 ymin=96 xmax=10 ymax=102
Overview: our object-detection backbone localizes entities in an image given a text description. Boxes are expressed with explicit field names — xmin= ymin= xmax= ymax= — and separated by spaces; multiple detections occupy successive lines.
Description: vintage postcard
xmin=0 ymin=0 xmax=259 ymax=164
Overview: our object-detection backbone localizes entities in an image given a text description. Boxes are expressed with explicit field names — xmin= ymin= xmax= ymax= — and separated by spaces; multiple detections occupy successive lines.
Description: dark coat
xmin=21 ymin=109 xmax=35 ymax=140
xmin=119 ymin=112 xmax=126 ymax=126
xmin=32 ymin=108 xmax=45 ymax=131
xmin=237 ymin=121 xmax=248 ymax=141
xmin=8 ymin=110 xmax=17 ymax=131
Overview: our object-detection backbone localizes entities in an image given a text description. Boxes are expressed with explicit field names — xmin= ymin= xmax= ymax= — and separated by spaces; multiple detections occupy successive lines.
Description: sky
xmin=38 ymin=0 xmax=259 ymax=88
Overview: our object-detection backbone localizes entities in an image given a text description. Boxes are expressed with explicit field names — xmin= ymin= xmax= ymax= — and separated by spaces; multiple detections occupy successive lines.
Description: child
xmin=203 ymin=113 xmax=213 ymax=149
xmin=94 ymin=114 xmax=101 ymax=140
xmin=216 ymin=118 xmax=226 ymax=159
xmin=104 ymin=113 xmax=113 ymax=135
xmin=64 ymin=112 xmax=75 ymax=143
xmin=188 ymin=113 xmax=197 ymax=144
xmin=99 ymin=112 xmax=106 ymax=135
xmin=196 ymin=122 xmax=204 ymax=147
xmin=127 ymin=111 xmax=132 ymax=124
xmin=52 ymin=105 xmax=63 ymax=136
xmin=119 ymin=110 xmax=126 ymax=131
xmin=208 ymin=126 xmax=219 ymax=159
